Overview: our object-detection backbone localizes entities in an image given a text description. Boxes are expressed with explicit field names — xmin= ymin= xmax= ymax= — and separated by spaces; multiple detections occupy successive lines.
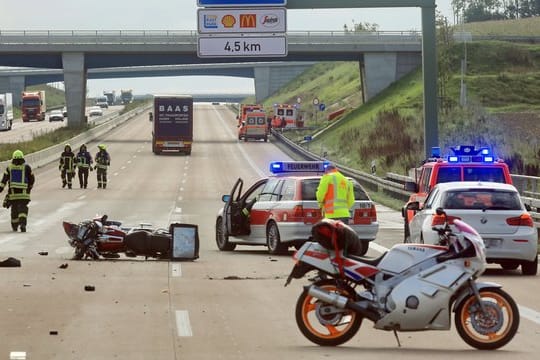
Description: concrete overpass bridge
xmin=0 ymin=29 xmax=423 ymax=127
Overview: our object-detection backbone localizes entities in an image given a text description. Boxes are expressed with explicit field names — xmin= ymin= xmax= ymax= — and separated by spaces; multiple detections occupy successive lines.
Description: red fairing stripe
xmin=305 ymin=250 xmax=330 ymax=260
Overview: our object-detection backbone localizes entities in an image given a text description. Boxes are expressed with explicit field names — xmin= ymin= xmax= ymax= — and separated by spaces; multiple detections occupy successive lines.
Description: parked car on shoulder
xmin=215 ymin=161 xmax=379 ymax=255
xmin=49 ymin=109 xmax=65 ymax=122
xmin=62 ymin=106 xmax=68 ymax=117
xmin=405 ymin=181 xmax=538 ymax=275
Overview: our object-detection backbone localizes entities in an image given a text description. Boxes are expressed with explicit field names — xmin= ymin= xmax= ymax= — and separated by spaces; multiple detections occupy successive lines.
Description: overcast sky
xmin=3 ymin=1 xmax=455 ymax=97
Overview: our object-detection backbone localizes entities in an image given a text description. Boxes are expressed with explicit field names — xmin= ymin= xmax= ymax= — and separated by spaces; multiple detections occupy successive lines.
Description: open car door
xmin=224 ymin=178 xmax=244 ymax=236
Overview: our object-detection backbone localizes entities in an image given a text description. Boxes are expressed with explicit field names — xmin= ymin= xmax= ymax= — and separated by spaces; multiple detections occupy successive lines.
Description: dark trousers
xmin=78 ymin=168 xmax=89 ymax=188
xmin=97 ymin=168 xmax=107 ymax=189
xmin=61 ymin=169 xmax=74 ymax=188
xmin=11 ymin=199 xmax=29 ymax=229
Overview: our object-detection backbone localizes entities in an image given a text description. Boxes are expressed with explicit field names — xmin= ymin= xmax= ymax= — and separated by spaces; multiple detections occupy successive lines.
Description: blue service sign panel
xmin=198 ymin=0 xmax=286 ymax=7
xmin=304 ymin=135 xmax=312 ymax=141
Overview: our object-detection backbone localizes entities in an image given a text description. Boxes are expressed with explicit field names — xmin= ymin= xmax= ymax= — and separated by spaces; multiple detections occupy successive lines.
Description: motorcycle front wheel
xmin=455 ymin=287 xmax=519 ymax=350
xmin=295 ymin=279 xmax=362 ymax=346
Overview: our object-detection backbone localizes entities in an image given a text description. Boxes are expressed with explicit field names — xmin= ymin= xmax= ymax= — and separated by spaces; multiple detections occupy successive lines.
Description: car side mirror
xmin=525 ymin=203 xmax=532 ymax=212
xmin=404 ymin=181 xmax=418 ymax=193
xmin=406 ymin=201 xmax=420 ymax=211
xmin=222 ymin=194 xmax=230 ymax=203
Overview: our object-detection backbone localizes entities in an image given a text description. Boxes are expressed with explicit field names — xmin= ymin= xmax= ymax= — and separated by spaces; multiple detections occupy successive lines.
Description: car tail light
xmin=292 ymin=205 xmax=304 ymax=218
xmin=431 ymin=214 xmax=461 ymax=226
xmin=506 ymin=213 xmax=534 ymax=227
xmin=353 ymin=204 xmax=377 ymax=224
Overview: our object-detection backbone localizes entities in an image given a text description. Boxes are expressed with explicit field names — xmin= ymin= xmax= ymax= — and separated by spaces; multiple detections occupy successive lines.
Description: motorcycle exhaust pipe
xmin=306 ymin=285 xmax=380 ymax=322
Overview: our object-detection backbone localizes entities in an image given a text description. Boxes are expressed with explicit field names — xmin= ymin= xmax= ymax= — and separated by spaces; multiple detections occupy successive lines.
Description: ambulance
xmin=271 ymin=103 xmax=301 ymax=128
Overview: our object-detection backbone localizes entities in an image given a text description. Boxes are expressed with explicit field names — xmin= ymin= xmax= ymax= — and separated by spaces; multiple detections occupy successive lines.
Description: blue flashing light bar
xmin=270 ymin=161 xmax=329 ymax=174
xmin=448 ymin=156 xmax=459 ymax=163
xmin=483 ymin=156 xmax=494 ymax=162
xmin=431 ymin=147 xmax=441 ymax=158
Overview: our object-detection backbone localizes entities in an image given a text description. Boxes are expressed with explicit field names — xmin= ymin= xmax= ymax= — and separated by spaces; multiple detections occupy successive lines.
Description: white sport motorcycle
xmin=285 ymin=209 xmax=519 ymax=350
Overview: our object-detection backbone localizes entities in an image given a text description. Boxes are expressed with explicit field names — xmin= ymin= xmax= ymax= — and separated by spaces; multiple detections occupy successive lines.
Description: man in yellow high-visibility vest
xmin=316 ymin=163 xmax=354 ymax=224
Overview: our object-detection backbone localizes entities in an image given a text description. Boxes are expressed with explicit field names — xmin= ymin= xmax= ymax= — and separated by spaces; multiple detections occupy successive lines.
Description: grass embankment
xmin=263 ymin=41 xmax=540 ymax=178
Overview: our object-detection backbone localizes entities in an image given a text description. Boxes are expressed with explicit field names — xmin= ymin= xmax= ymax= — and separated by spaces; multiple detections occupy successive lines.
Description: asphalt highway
xmin=0 ymin=103 xmax=538 ymax=359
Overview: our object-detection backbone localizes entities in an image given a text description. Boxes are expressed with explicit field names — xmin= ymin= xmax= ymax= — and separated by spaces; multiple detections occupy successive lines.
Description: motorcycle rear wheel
xmin=455 ymin=287 xmax=519 ymax=350
xmin=295 ymin=279 xmax=362 ymax=346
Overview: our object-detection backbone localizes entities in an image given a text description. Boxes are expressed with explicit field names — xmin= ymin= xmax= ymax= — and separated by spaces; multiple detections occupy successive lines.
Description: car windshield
xmin=301 ymin=178 xmax=369 ymax=201
xmin=436 ymin=166 xmax=506 ymax=184
xmin=443 ymin=189 xmax=521 ymax=210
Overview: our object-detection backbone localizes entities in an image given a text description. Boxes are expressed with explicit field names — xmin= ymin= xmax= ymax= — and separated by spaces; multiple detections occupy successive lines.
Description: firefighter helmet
xmin=12 ymin=150 xmax=24 ymax=159
xmin=98 ymin=144 xmax=106 ymax=150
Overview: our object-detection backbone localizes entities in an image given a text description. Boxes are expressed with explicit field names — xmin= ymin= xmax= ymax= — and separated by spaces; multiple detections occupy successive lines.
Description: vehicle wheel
xmin=356 ymin=241 xmax=369 ymax=256
xmin=521 ymin=256 xmax=538 ymax=275
xmin=264 ymin=136 xmax=268 ymax=142
xmin=215 ymin=217 xmax=236 ymax=251
xmin=295 ymin=279 xmax=363 ymax=346
xmin=267 ymin=221 xmax=287 ymax=255
xmin=244 ymin=137 xmax=248 ymax=142
xmin=454 ymin=287 xmax=519 ymax=350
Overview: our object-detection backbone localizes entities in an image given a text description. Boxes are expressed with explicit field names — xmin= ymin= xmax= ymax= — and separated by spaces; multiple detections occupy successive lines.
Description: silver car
xmin=406 ymin=181 xmax=538 ymax=275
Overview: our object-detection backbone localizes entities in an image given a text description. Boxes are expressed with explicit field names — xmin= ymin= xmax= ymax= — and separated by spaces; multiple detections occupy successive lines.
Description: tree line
xmin=452 ymin=0 xmax=540 ymax=22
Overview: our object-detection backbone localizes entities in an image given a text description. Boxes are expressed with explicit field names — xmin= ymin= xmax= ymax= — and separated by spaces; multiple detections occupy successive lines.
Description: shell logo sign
xmin=221 ymin=15 xmax=236 ymax=28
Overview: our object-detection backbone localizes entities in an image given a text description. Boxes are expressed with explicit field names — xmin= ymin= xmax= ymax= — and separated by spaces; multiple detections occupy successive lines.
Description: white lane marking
xmin=175 ymin=310 xmax=193 ymax=337
xmin=178 ymin=196 xmax=183 ymax=201
xmin=212 ymin=107 xmax=266 ymax=178
xmin=519 ymin=305 xmax=540 ymax=326
xmin=127 ymin=160 xmax=132 ymax=164
xmin=121 ymin=166 xmax=126 ymax=170
xmin=113 ymin=172 xmax=119 ymax=176
xmin=171 ymin=263 xmax=181 ymax=277
xmin=369 ymin=242 xmax=540 ymax=326
xmin=0 ymin=235 xmax=18 ymax=246
xmin=174 ymin=207 xmax=182 ymax=214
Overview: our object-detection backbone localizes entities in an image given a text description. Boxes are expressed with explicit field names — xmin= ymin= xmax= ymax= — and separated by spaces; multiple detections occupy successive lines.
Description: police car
xmin=215 ymin=161 xmax=379 ymax=255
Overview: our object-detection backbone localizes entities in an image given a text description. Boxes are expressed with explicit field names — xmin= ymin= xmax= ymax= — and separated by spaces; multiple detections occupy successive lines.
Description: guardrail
xmin=0 ymin=105 xmax=150 ymax=171
xmin=272 ymin=130 xmax=540 ymax=222
xmin=0 ymin=30 xmax=422 ymax=46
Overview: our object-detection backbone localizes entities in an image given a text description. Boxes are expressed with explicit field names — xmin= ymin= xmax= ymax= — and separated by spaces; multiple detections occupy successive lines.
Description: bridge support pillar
xmin=361 ymin=52 xmax=421 ymax=101
xmin=254 ymin=64 xmax=311 ymax=103
xmin=62 ymin=52 xmax=87 ymax=128
xmin=0 ymin=75 xmax=25 ymax=104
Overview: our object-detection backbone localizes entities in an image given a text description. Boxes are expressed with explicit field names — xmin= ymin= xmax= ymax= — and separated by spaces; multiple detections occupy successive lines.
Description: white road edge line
xmin=175 ymin=310 xmax=193 ymax=337
xmin=171 ymin=263 xmax=181 ymax=277
xmin=369 ymin=242 xmax=540 ymax=326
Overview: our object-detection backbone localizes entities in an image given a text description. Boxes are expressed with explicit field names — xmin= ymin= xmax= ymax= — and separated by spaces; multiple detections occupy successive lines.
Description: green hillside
xmin=262 ymin=20 xmax=540 ymax=177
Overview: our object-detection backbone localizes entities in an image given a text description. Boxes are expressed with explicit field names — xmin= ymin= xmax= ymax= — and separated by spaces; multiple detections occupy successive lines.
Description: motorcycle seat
xmin=348 ymin=251 xmax=387 ymax=267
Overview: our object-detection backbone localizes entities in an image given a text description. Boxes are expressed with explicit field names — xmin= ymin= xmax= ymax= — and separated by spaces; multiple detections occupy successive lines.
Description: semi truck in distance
xmin=151 ymin=95 xmax=193 ymax=155
xmin=0 ymin=93 xmax=14 ymax=131
xmin=120 ymin=89 xmax=133 ymax=104
xmin=103 ymin=91 xmax=116 ymax=106
xmin=21 ymin=90 xmax=46 ymax=122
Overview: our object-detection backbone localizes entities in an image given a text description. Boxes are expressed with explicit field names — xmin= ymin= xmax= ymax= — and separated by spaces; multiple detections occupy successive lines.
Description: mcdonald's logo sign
xmin=239 ymin=14 xmax=257 ymax=28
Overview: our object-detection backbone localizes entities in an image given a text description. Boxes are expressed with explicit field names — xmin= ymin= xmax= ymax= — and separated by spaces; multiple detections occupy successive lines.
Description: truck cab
xmin=402 ymin=145 xmax=513 ymax=239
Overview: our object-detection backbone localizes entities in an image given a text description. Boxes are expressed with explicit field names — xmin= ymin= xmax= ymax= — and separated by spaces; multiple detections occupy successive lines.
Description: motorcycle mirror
xmin=101 ymin=214 xmax=108 ymax=223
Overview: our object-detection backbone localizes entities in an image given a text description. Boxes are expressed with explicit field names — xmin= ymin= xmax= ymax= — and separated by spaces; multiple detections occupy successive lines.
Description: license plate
xmin=164 ymin=141 xmax=183 ymax=147
xmin=484 ymin=238 xmax=502 ymax=248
